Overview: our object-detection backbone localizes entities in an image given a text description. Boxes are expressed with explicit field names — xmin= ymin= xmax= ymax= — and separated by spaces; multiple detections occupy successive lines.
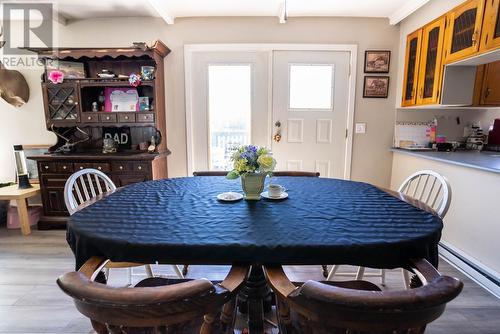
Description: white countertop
xmin=391 ymin=148 xmax=500 ymax=174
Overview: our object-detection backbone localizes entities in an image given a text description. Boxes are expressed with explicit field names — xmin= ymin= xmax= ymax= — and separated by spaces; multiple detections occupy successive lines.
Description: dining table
xmin=67 ymin=176 xmax=443 ymax=333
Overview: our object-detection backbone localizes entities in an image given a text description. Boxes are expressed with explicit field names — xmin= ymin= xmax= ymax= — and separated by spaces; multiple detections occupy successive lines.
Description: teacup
xmin=268 ymin=184 xmax=285 ymax=198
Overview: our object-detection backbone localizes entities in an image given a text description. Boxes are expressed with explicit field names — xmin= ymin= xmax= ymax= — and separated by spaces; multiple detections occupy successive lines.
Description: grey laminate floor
xmin=0 ymin=228 xmax=499 ymax=334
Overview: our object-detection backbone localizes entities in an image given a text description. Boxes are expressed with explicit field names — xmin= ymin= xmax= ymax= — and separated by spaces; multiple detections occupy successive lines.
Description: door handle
xmin=273 ymin=121 xmax=282 ymax=143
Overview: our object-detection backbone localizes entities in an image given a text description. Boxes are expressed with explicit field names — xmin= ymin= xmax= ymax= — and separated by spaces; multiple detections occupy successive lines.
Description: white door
xmin=271 ymin=51 xmax=351 ymax=178
xmin=188 ymin=51 xmax=269 ymax=173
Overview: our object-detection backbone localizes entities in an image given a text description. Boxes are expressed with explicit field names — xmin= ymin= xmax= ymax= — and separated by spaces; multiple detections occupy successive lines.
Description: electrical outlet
xmin=355 ymin=122 xmax=367 ymax=134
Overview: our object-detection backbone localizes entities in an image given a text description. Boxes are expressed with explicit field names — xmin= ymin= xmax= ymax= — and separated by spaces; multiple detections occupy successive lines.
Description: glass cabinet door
xmin=402 ymin=29 xmax=423 ymax=107
xmin=480 ymin=0 xmax=500 ymax=51
xmin=444 ymin=0 xmax=486 ymax=64
xmin=417 ymin=16 xmax=446 ymax=105
xmin=43 ymin=83 xmax=80 ymax=126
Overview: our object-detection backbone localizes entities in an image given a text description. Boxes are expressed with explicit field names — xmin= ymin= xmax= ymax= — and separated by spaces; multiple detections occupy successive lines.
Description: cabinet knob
xmin=106 ymin=116 xmax=110 ymax=120
xmin=62 ymin=166 xmax=67 ymax=170
xmin=138 ymin=166 xmax=142 ymax=170
xmin=119 ymin=166 xmax=123 ymax=170
xmin=44 ymin=165 xmax=49 ymax=170
xmin=144 ymin=116 xmax=147 ymax=120
xmin=87 ymin=116 xmax=92 ymax=120
xmin=125 ymin=116 xmax=129 ymax=120
xmin=80 ymin=166 xmax=84 ymax=170
xmin=97 ymin=166 xmax=102 ymax=170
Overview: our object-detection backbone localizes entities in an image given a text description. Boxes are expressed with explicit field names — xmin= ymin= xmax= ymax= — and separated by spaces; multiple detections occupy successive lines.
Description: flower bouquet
xmin=226 ymin=145 xmax=276 ymax=200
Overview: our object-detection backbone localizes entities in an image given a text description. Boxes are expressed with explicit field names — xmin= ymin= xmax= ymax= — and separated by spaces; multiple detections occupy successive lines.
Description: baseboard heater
xmin=439 ymin=241 xmax=500 ymax=299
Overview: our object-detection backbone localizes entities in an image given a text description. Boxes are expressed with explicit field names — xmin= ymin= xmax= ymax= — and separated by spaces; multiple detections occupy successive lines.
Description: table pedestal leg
xmin=16 ymin=199 xmax=31 ymax=235
xmin=238 ymin=265 xmax=273 ymax=333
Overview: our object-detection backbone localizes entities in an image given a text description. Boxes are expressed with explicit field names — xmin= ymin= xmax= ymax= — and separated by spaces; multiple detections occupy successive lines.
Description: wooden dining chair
xmin=193 ymin=171 xmax=320 ymax=177
xmin=64 ymin=168 xmax=184 ymax=283
xmin=265 ymin=259 xmax=463 ymax=334
xmin=326 ymin=170 xmax=452 ymax=288
xmin=57 ymin=256 xmax=249 ymax=334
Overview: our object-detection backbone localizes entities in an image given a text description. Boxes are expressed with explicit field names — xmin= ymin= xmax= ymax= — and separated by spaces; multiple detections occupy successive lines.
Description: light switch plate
xmin=355 ymin=122 xmax=367 ymax=134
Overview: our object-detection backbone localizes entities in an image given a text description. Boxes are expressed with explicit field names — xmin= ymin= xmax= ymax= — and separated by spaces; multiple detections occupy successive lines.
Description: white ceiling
xmin=19 ymin=0 xmax=432 ymax=25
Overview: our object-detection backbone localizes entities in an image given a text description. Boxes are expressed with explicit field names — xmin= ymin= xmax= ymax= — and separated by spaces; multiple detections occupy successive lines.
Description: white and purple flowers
xmin=226 ymin=145 xmax=276 ymax=179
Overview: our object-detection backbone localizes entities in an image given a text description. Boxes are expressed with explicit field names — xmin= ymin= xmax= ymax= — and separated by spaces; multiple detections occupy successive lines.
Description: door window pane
xmin=208 ymin=65 xmax=251 ymax=171
xmin=289 ymin=64 xmax=333 ymax=110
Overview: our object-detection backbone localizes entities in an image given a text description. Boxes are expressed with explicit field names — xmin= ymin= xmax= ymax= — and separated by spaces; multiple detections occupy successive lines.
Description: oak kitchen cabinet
xmin=444 ymin=0 xmax=486 ymax=64
xmin=480 ymin=0 xmax=500 ymax=51
xmin=479 ymin=60 xmax=500 ymax=105
xmin=402 ymin=29 xmax=423 ymax=107
xmin=417 ymin=16 xmax=447 ymax=105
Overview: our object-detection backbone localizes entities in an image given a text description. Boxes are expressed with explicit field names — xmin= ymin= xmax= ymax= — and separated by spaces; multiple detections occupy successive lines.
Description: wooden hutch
xmin=28 ymin=41 xmax=170 ymax=229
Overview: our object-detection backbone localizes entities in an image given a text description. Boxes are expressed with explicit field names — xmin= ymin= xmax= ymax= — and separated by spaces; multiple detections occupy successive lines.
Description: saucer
xmin=217 ymin=192 xmax=243 ymax=202
xmin=261 ymin=191 xmax=288 ymax=200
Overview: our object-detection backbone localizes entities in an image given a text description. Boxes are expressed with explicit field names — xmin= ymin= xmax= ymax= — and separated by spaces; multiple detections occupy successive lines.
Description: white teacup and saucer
xmin=261 ymin=184 xmax=288 ymax=200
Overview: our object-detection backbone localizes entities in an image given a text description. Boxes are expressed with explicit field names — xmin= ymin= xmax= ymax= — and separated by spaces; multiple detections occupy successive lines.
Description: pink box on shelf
xmin=7 ymin=205 xmax=42 ymax=230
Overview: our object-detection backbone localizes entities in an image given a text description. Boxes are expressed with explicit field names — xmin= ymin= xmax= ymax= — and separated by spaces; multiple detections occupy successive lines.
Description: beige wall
xmin=0 ymin=16 xmax=399 ymax=186
xmin=391 ymin=152 xmax=500 ymax=274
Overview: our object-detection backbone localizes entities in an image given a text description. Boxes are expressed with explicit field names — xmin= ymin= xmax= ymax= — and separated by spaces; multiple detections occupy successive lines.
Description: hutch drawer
xmin=82 ymin=113 xmax=99 ymax=123
xmin=99 ymin=113 xmax=117 ymax=123
xmin=56 ymin=162 xmax=74 ymax=173
xmin=74 ymin=162 xmax=111 ymax=173
xmin=41 ymin=174 xmax=71 ymax=188
xmin=118 ymin=113 xmax=135 ymax=123
xmin=39 ymin=162 xmax=57 ymax=173
xmin=136 ymin=113 xmax=155 ymax=123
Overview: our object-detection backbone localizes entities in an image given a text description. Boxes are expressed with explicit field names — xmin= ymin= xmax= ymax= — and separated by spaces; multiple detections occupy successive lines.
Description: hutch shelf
xmin=27 ymin=41 xmax=171 ymax=229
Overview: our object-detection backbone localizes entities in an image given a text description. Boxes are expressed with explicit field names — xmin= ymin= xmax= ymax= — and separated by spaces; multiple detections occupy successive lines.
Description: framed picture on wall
xmin=363 ymin=76 xmax=390 ymax=98
xmin=364 ymin=50 xmax=390 ymax=73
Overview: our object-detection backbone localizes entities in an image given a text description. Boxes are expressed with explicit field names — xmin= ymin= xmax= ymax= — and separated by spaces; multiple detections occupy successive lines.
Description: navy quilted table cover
xmin=67 ymin=176 xmax=442 ymax=270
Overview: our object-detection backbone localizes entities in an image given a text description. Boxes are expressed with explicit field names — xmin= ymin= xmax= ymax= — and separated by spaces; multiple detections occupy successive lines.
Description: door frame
xmin=184 ymin=44 xmax=358 ymax=179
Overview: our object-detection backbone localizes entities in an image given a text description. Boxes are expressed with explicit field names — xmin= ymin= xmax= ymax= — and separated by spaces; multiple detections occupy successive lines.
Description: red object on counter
xmin=488 ymin=119 xmax=500 ymax=145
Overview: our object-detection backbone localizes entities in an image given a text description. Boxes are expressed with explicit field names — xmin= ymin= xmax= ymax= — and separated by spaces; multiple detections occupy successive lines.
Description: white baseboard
xmin=439 ymin=241 xmax=500 ymax=299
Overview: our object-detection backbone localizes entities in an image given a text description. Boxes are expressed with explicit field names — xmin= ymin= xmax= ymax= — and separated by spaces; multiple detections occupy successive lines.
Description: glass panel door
xmin=402 ymin=29 xmax=422 ymax=107
xmin=480 ymin=0 xmax=500 ymax=51
xmin=444 ymin=0 xmax=485 ymax=63
xmin=208 ymin=65 xmax=252 ymax=170
xmin=44 ymin=83 xmax=80 ymax=125
xmin=417 ymin=16 xmax=446 ymax=105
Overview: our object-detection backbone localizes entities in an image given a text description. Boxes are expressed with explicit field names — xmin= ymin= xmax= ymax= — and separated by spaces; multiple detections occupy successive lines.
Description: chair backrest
xmin=272 ymin=171 xmax=320 ymax=177
xmin=57 ymin=257 xmax=248 ymax=331
xmin=64 ymin=168 xmax=116 ymax=215
xmin=265 ymin=259 xmax=463 ymax=334
xmin=193 ymin=171 xmax=320 ymax=177
xmin=398 ymin=170 xmax=451 ymax=218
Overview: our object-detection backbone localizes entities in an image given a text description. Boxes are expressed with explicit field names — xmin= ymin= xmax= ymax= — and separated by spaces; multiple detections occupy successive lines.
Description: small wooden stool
xmin=0 ymin=184 xmax=41 ymax=235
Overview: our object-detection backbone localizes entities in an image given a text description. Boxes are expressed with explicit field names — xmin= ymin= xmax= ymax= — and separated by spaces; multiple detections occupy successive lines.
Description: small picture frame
xmin=139 ymin=96 xmax=150 ymax=111
xmin=46 ymin=60 xmax=86 ymax=79
xmin=364 ymin=50 xmax=390 ymax=73
xmin=363 ymin=76 xmax=390 ymax=98
xmin=23 ymin=145 xmax=51 ymax=183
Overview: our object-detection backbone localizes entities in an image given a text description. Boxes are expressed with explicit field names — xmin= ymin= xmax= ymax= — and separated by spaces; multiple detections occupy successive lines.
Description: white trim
xmin=389 ymin=0 xmax=431 ymax=25
xmin=184 ymin=44 xmax=357 ymax=179
xmin=147 ymin=0 xmax=175 ymax=24
xmin=439 ymin=241 xmax=500 ymax=299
